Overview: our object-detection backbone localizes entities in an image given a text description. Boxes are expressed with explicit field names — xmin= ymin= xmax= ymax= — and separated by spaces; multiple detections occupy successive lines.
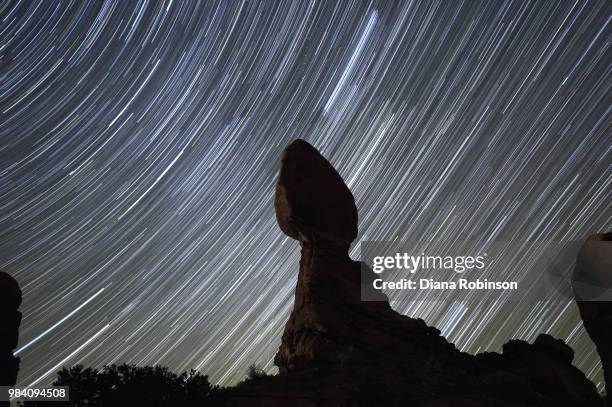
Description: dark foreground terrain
xmin=3 ymin=140 xmax=610 ymax=406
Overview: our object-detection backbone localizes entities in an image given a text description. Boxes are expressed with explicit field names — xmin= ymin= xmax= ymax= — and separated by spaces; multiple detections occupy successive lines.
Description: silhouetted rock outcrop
xmin=275 ymin=139 xmax=357 ymax=250
xmin=226 ymin=139 xmax=606 ymax=406
xmin=573 ymin=232 xmax=612 ymax=404
xmin=274 ymin=140 xmax=449 ymax=374
xmin=0 ymin=272 xmax=22 ymax=387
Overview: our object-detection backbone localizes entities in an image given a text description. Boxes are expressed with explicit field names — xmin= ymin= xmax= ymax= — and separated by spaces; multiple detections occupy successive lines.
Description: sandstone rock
xmin=573 ymin=232 xmax=612 ymax=403
xmin=274 ymin=140 xmax=447 ymax=373
xmin=0 ymin=272 xmax=22 ymax=387
xmin=500 ymin=334 xmax=597 ymax=405
xmin=275 ymin=139 xmax=357 ymax=249
xmin=533 ymin=333 xmax=574 ymax=364
xmin=230 ymin=140 xmax=605 ymax=406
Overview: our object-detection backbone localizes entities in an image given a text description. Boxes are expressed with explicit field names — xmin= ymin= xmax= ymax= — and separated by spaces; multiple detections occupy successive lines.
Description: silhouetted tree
xmin=245 ymin=364 xmax=268 ymax=382
xmin=21 ymin=364 xmax=223 ymax=406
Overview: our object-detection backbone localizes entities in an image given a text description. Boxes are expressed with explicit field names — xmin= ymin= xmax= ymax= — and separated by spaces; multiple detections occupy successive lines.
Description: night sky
xmin=1 ymin=0 xmax=611 ymax=390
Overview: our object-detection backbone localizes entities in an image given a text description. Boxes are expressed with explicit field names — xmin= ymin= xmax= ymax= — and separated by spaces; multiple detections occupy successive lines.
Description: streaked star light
xmin=0 ymin=0 xmax=610 ymax=390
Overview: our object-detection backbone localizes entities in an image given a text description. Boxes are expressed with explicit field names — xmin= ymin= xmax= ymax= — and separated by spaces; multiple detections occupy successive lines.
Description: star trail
xmin=0 ymin=0 xmax=610 ymax=391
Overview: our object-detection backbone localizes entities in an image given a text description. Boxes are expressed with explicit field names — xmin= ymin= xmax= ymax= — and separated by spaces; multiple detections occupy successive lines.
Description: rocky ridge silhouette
xmin=228 ymin=139 xmax=607 ymax=406
xmin=0 ymin=271 xmax=22 ymax=389
xmin=573 ymin=232 xmax=612 ymax=405
xmin=1 ymin=140 xmax=609 ymax=407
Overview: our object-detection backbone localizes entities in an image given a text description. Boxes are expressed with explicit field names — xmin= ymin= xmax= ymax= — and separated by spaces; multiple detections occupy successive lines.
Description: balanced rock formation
xmin=0 ymin=272 xmax=22 ymax=387
xmin=573 ymin=232 xmax=612 ymax=403
xmin=275 ymin=139 xmax=357 ymax=250
xmin=229 ymin=140 xmax=604 ymax=406
xmin=274 ymin=140 xmax=449 ymax=373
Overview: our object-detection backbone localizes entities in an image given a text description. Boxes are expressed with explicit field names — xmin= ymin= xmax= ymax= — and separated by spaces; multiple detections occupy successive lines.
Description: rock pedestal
xmin=258 ymin=139 xmax=604 ymax=406
xmin=274 ymin=140 xmax=447 ymax=373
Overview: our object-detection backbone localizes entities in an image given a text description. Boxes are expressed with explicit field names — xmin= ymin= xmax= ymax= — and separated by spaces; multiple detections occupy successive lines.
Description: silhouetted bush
xmin=21 ymin=364 xmax=223 ymax=406
xmin=245 ymin=364 xmax=268 ymax=382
